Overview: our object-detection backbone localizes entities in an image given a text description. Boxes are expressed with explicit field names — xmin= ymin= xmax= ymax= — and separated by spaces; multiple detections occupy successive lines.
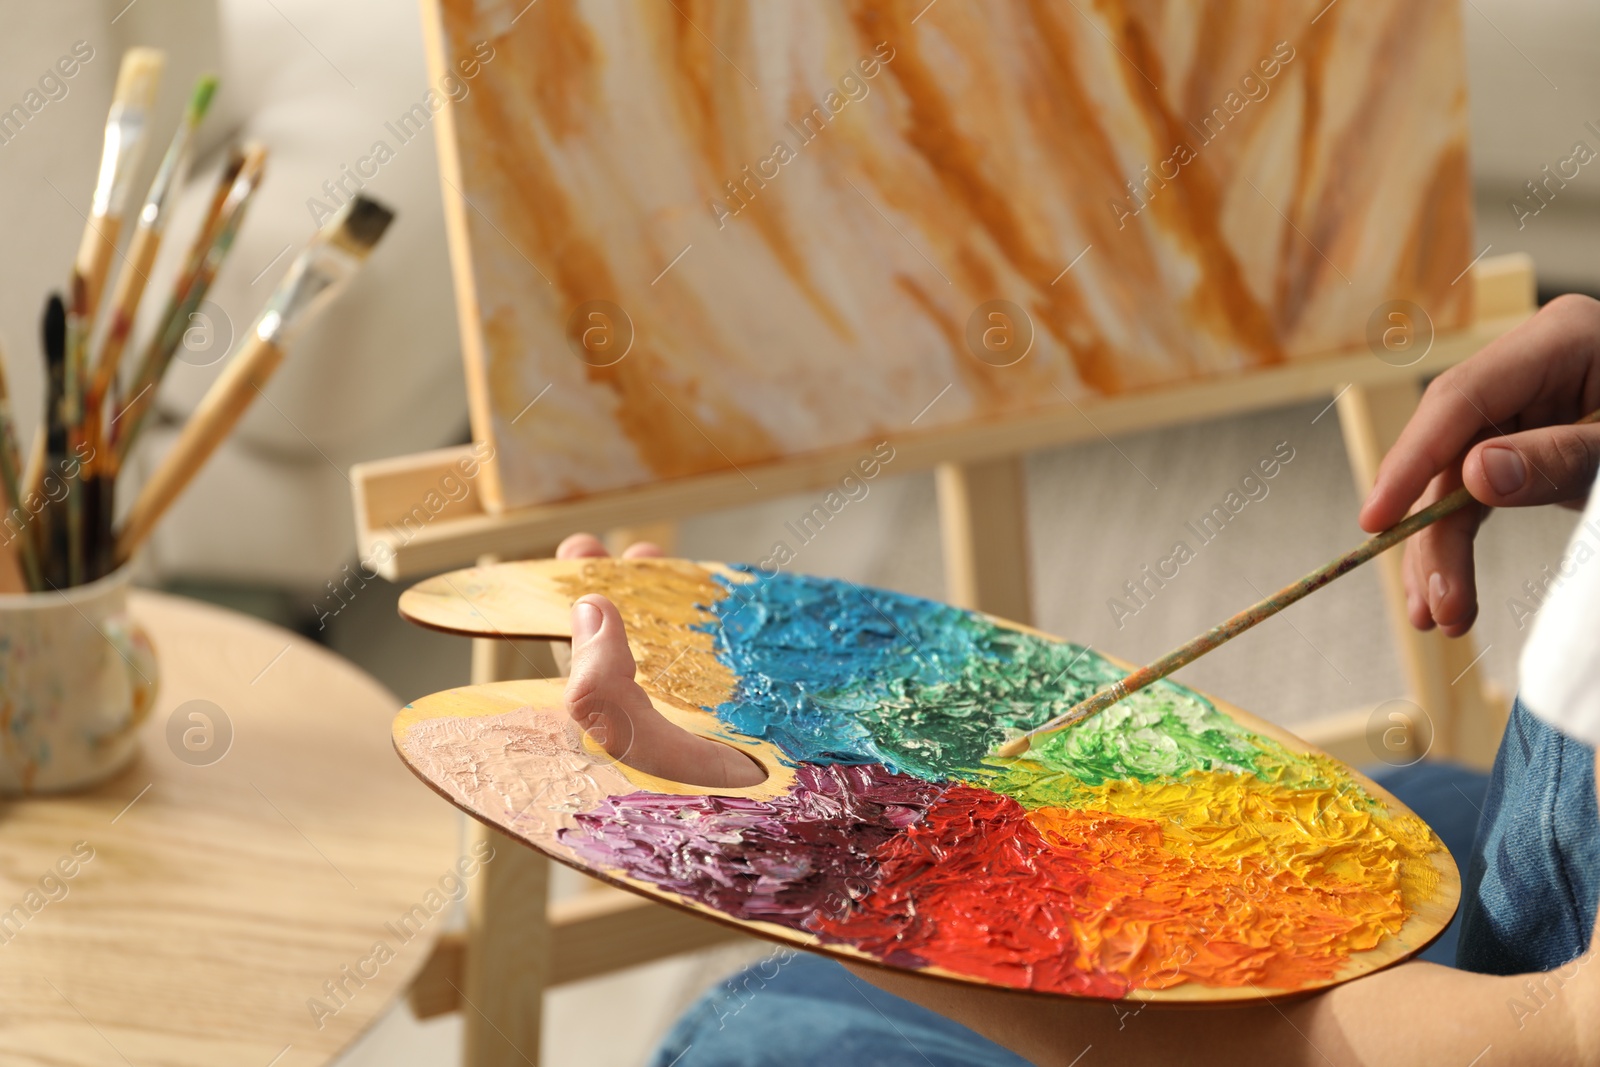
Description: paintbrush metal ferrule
xmin=255 ymin=196 xmax=394 ymax=347
xmin=90 ymin=111 xmax=148 ymax=218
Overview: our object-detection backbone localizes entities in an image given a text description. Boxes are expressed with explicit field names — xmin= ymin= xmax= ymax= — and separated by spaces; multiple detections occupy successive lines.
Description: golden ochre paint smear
xmin=553 ymin=559 xmax=735 ymax=712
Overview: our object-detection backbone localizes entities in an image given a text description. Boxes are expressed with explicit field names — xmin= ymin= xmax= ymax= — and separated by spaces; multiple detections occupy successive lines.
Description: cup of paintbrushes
xmin=0 ymin=563 xmax=158 ymax=795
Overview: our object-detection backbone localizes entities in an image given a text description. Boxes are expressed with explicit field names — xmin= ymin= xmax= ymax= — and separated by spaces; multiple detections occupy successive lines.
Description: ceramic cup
xmin=0 ymin=566 xmax=158 ymax=795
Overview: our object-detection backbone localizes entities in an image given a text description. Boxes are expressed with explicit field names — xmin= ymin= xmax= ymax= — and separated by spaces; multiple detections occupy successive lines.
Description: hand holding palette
xmin=397 ymin=558 xmax=1458 ymax=1003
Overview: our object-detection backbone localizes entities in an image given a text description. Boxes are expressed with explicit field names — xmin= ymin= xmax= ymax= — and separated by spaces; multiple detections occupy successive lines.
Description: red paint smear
xmin=812 ymin=784 xmax=1131 ymax=998
xmin=815 ymin=785 xmax=1386 ymax=995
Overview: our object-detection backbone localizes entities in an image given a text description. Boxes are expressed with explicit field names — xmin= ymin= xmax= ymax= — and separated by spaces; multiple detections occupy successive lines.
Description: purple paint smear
xmin=560 ymin=763 xmax=942 ymax=929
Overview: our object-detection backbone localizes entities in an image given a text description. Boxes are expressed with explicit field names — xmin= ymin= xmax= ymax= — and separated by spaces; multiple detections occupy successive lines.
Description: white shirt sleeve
xmin=1518 ymin=479 xmax=1600 ymax=747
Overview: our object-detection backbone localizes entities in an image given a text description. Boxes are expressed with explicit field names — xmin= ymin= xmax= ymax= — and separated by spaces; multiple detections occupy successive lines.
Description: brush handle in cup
xmin=115 ymin=331 xmax=285 ymax=565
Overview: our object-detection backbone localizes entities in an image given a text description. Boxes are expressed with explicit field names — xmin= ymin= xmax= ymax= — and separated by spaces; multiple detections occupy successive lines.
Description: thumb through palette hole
xmin=578 ymin=726 xmax=772 ymax=791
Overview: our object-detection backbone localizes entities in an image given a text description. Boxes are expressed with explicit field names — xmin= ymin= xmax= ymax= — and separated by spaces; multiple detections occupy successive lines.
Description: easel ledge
xmin=353 ymin=255 xmax=1535 ymax=582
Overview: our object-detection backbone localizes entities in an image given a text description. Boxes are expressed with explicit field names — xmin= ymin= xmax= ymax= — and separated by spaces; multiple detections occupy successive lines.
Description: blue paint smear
xmin=699 ymin=567 xmax=1230 ymax=782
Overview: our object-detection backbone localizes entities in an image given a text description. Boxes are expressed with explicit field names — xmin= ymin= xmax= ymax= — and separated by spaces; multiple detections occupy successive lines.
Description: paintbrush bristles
xmin=110 ymin=48 xmax=165 ymax=106
xmin=186 ymin=75 xmax=219 ymax=123
xmin=335 ymin=196 xmax=396 ymax=254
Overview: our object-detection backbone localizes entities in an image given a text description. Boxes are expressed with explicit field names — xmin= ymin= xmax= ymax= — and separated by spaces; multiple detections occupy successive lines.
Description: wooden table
xmin=0 ymin=592 xmax=460 ymax=1066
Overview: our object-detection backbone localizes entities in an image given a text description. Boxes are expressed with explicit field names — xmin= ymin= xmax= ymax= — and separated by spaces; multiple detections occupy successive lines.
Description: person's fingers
xmin=1396 ymin=472 xmax=1485 ymax=635
xmin=1414 ymin=512 xmax=1481 ymax=637
xmin=556 ymin=533 xmax=664 ymax=560
xmin=1360 ymin=294 xmax=1600 ymax=532
xmin=557 ymin=532 xmax=609 ymax=559
xmin=1462 ymin=423 xmax=1600 ymax=509
xmin=569 ymin=595 xmax=635 ymax=675
xmin=1401 ymin=540 xmax=1434 ymax=631
xmin=566 ymin=596 xmax=639 ymax=758
xmin=552 ymin=542 xmax=657 ymax=673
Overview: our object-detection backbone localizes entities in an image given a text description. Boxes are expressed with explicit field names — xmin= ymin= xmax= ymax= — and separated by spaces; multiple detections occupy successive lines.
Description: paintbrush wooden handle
xmin=115 ymin=331 xmax=285 ymax=565
xmin=74 ymin=217 xmax=123 ymax=320
xmin=92 ymin=222 xmax=162 ymax=406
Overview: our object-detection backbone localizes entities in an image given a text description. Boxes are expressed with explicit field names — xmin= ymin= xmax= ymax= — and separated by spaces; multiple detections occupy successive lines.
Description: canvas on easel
xmin=422 ymin=0 xmax=1474 ymax=512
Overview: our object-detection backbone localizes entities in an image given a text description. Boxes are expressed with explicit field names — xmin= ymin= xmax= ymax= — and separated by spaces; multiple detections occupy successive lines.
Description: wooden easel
xmin=351 ymin=253 xmax=1534 ymax=1066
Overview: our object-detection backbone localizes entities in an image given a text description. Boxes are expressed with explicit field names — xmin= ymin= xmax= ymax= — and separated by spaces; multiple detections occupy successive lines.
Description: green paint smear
xmin=1024 ymin=683 xmax=1261 ymax=785
xmin=979 ymin=688 xmax=1271 ymax=806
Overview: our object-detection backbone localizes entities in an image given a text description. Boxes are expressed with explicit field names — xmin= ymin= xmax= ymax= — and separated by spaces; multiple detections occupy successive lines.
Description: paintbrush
xmin=82 ymin=77 xmax=221 ymax=580
xmin=113 ymin=142 xmax=267 ymax=465
xmin=31 ymin=295 xmax=69 ymax=587
xmin=997 ymin=407 xmax=1600 ymax=758
xmin=75 ymin=48 xmax=165 ymax=321
xmin=63 ymin=273 xmax=92 ymax=586
xmin=0 ymin=340 xmax=42 ymax=592
xmin=90 ymin=75 xmax=219 ymax=450
xmin=114 ymin=195 xmax=395 ymax=566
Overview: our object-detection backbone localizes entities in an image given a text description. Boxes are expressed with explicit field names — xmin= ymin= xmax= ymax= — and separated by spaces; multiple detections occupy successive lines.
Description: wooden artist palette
xmin=396 ymin=558 xmax=1459 ymax=1004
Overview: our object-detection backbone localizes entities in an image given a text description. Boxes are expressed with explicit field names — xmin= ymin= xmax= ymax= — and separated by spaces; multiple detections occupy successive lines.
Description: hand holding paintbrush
xmin=997 ymin=404 xmax=1600 ymax=758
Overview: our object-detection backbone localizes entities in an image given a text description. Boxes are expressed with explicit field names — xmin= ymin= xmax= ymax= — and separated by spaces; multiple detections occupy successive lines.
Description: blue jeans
xmin=649 ymin=700 xmax=1595 ymax=1067
xmin=1456 ymin=699 xmax=1600 ymax=973
xmin=648 ymin=950 xmax=1030 ymax=1067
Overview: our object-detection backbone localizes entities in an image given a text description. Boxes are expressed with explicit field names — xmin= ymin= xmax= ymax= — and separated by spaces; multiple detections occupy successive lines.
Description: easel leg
xmin=463 ymin=818 xmax=550 ymax=1067
xmin=1336 ymin=382 xmax=1506 ymax=767
xmin=460 ymin=629 xmax=560 ymax=1067
xmin=935 ymin=457 xmax=1034 ymax=625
